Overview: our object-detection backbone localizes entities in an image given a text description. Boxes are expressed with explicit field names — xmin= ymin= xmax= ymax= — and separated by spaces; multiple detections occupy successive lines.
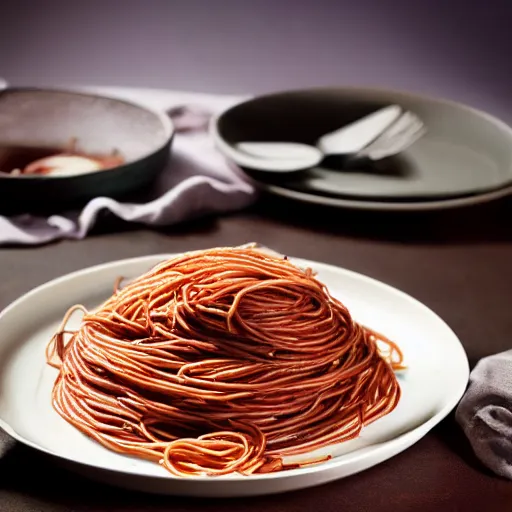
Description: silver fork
xmin=231 ymin=106 xmax=426 ymax=173
xmin=353 ymin=111 xmax=426 ymax=161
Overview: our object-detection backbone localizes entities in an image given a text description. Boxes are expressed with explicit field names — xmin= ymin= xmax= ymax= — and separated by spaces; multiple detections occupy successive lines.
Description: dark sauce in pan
xmin=0 ymin=144 xmax=124 ymax=176
xmin=0 ymin=145 xmax=59 ymax=173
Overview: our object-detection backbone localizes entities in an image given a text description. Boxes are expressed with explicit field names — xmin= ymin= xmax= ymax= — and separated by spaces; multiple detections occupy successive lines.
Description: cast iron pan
xmin=0 ymin=88 xmax=174 ymax=215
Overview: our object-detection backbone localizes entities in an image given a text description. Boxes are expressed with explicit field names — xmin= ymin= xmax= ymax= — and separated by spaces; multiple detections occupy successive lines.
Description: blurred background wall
xmin=1 ymin=0 xmax=511 ymax=120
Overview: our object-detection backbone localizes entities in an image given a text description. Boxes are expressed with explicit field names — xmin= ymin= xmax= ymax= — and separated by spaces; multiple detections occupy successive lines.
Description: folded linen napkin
xmin=455 ymin=349 xmax=512 ymax=479
xmin=0 ymin=86 xmax=255 ymax=246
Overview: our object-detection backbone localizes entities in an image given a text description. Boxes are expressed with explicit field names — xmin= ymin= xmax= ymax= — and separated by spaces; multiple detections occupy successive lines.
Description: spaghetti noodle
xmin=46 ymin=245 xmax=403 ymax=476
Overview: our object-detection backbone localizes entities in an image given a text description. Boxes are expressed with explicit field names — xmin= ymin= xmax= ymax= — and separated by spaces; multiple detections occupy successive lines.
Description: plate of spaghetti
xmin=0 ymin=245 xmax=469 ymax=497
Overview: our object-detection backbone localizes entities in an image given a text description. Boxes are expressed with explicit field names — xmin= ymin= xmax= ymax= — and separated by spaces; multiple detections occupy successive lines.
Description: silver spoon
xmin=223 ymin=105 xmax=425 ymax=173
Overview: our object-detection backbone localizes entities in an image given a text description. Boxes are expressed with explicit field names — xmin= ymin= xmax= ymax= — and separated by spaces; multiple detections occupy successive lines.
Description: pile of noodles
xmin=47 ymin=245 xmax=403 ymax=476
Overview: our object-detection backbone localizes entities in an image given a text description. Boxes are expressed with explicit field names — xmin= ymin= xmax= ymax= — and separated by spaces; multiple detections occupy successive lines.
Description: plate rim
xmin=0 ymin=252 xmax=470 ymax=482
xmin=211 ymin=85 xmax=512 ymax=211
xmin=246 ymin=178 xmax=512 ymax=212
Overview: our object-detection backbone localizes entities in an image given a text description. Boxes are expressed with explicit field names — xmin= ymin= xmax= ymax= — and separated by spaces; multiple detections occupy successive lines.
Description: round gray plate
xmin=213 ymin=87 xmax=512 ymax=210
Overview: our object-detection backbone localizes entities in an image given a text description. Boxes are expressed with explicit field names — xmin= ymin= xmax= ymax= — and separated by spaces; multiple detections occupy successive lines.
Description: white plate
xmin=0 ymin=254 xmax=469 ymax=497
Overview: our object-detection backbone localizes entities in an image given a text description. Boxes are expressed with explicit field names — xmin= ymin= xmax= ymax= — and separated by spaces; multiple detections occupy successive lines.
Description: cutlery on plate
xmin=229 ymin=105 xmax=425 ymax=173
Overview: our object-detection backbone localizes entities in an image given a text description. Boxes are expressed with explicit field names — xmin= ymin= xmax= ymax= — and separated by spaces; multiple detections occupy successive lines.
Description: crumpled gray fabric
xmin=0 ymin=86 xmax=255 ymax=246
xmin=0 ymin=429 xmax=15 ymax=458
xmin=455 ymin=350 xmax=512 ymax=479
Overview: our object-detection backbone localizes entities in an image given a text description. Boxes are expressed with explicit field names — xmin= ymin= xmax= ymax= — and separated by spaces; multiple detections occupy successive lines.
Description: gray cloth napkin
xmin=455 ymin=350 xmax=512 ymax=479
xmin=0 ymin=87 xmax=256 ymax=246
xmin=0 ymin=429 xmax=14 ymax=458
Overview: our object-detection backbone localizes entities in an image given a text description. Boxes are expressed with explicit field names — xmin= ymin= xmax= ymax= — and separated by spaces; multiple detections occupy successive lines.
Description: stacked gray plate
xmin=212 ymin=87 xmax=512 ymax=211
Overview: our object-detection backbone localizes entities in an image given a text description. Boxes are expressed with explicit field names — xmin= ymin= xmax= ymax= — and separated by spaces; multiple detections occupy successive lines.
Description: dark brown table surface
xmin=1 ymin=196 xmax=512 ymax=511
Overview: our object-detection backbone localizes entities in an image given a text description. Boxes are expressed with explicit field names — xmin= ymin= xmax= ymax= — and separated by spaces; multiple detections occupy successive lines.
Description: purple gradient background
xmin=1 ymin=0 xmax=511 ymax=120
